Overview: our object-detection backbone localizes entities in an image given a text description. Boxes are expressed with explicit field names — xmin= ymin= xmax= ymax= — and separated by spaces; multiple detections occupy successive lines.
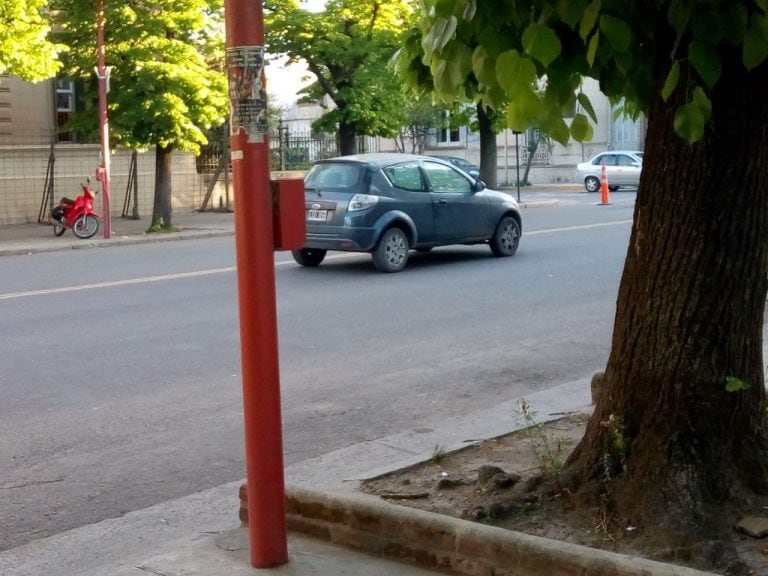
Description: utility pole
xmin=96 ymin=0 xmax=111 ymax=238
xmin=223 ymin=0 xmax=288 ymax=568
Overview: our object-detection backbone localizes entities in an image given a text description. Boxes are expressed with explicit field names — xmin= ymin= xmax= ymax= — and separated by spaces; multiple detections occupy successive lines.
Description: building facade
xmin=0 ymin=76 xmax=221 ymax=225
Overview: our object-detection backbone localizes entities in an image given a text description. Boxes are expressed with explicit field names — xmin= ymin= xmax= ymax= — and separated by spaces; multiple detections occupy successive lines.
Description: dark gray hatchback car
xmin=292 ymin=153 xmax=522 ymax=273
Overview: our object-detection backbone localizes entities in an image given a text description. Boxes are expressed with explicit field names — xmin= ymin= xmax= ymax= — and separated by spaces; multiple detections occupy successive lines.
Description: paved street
xmin=0 ymin=190 xmax=637 ymax=551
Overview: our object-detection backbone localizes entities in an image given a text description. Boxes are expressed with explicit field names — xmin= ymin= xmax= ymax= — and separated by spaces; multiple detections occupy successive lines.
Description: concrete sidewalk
xmin=0 ymin=211 xmax=237 ymax=257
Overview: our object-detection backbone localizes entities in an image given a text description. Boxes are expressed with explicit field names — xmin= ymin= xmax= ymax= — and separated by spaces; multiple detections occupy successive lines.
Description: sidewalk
xmin=0 ymin=211 xmax=237 ymax=257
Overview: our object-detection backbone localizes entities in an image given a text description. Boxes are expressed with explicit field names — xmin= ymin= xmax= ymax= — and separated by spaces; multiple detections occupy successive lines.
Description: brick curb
xmin=271 ymin=486 xmax=714 ymax=576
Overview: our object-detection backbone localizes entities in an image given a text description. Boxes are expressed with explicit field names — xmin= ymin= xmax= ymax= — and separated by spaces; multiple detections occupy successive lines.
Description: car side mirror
xmin=473 ymin=180 xmax=486 ymax=192
xmin=631 ymin=162 xmax=641 ymax=167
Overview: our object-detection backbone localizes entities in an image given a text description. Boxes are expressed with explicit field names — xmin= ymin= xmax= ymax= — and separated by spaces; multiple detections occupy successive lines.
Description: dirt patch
xmin=360 ymin=409 xmax=768 ymax=575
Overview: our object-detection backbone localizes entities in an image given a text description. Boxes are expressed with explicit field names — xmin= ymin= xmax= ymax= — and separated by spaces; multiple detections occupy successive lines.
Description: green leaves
xmin=661 ymin=61 xmax=680 ymax=101
xmin=570 ymin=113 xmax=593 ymax=141
xmin=688 ymin=41 xmax=721 ymax=87
xmin=423 ymin=16 xmax=457 ymax=53
xmin=577 ymin=92 xmax=597 ymax=123
xmin=58 ymin=0 xmax=228 ymax=152
xmin=496 ymin=50 xmax=536 ymax=96
xmin=0 ymin=0 xmax=64 ymax=81
xmin=725 ymin=377 xmax=751 ymax=392
xmin=505 ymin=85 xmax=543 ymax=132
xmin=579 ymin=0 xmax=601 ymax=40
xmin=743 ymin=15 xmax=768 ymax=70
xmin=522 ymin=22 xmax=561 ymax=67
xmin=673 ymin=87 xmax=711 ymax=143
xmin=599 ymin=15 xmax=631 ymax=52
xmin=415 ymin=0 xmax=768 ymax=148
xmin=432 ymin=41 xmax=473 ymax=95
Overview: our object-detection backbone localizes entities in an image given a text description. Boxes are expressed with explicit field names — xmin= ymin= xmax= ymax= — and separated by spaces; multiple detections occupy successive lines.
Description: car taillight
xmin=348 ymin=193 xmax=379 ymax=212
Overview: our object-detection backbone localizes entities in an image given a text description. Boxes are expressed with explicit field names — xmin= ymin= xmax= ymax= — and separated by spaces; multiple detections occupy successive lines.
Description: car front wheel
xmin=490 ymin=216 xmax=520 ymax=257
xmin=373 ymin=227 xmax=409 ymax=272
xmin=584 ymin=176 xmax=600 ymax=192
xmin=292 ymin=248 xmax=327 ymax=267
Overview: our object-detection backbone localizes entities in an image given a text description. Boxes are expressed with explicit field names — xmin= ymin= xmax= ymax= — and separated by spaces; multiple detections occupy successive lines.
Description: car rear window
xmin=306 ymin=163 xmax=362 ymax=189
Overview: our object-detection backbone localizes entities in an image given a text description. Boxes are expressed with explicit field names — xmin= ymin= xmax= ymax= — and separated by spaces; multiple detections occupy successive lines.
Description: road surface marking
xmin=0 ymin=220 xmax=632 ymax=300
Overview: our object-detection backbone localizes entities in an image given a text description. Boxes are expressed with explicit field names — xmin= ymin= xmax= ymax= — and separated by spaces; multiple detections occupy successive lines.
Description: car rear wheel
xmin=584 ymin=176 xmax=600 ymax=192
xmin=373 ymin=227 xmax=409 ymax=273
xmin=490 ymin=216 xmax=520 ymax=257
xmin=292 ymin=248 xmax=327 ymax=267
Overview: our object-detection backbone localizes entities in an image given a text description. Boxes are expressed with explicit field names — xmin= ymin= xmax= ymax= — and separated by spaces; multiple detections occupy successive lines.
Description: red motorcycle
xmin=51 ymin=179 xmax=100 ymax=239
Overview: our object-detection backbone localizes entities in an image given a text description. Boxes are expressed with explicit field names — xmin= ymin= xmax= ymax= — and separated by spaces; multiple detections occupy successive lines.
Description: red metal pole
xmin=96 ymin=0 xmax=111 ymax=239
xmin=223 ymin=0 xmax=288 ymax=568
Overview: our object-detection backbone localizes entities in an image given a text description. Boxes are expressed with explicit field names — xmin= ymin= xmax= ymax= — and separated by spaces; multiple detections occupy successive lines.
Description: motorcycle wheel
xmin=53 ymin=223 xmax=66 ymax=236
xmin=72 ymin=214 xmax=100 ymax=239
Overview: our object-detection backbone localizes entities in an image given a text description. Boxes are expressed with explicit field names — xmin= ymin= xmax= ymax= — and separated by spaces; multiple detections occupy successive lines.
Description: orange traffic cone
xmin=599 ymin=161 xmax=612 ymax=205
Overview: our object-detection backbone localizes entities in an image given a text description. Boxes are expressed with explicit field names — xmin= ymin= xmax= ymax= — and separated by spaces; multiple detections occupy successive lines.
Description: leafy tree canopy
xmin=0 ymin=0 xmax=63 ymax=80
xmin=264 ymin=0 xmax=415 ymax=139
xmin=56 ymin=0 xmax=228 ymax=153
xmin=416 ymin=0 xmax=768 ymax=144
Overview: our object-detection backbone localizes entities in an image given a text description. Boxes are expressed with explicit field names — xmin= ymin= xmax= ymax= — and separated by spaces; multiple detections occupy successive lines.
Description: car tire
xmin=584 ymin=176 xmax=600 ymax=193
xmin=373 ymin=227 xmax=409 ymax=273
xmin=292 ymin=248 xmax=327 ymax=267
xmin=490 ymin=216 xmax=520 ymax=257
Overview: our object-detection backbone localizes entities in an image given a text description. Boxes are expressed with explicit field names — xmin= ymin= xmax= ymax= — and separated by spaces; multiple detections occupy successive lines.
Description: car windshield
xmin=306 ymin=163 xmax=363 ymax=188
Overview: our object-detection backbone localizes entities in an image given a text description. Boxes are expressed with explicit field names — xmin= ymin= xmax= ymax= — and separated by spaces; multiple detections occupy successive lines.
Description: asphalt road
xmin=0 ymin=190 xmax=636 ymax=551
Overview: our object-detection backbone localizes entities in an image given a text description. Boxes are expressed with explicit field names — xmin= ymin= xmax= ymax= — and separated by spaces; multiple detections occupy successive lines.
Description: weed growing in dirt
xmin=518 ymin=398 xmax=564 ymax=481
xmin=430 ymin=444 xmax=447 ymax=464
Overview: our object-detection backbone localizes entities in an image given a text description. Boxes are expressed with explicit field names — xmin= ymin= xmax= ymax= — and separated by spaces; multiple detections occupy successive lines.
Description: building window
xmin=56 ymin=79 xmax=75 ymax=142
xmin=437 ymin=111 xmax=461 ymax=145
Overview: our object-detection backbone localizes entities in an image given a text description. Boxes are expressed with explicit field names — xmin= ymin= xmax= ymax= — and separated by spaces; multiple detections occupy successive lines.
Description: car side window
xmin=596 ymin=154 xmax=617 ymax=166
xmin=423 ymin=162 xmax=471 ymax=194
xmin=383 ymin=163 xmax=426 ymax=191
xmin=617 ymin=154 xmax=635 ymax=166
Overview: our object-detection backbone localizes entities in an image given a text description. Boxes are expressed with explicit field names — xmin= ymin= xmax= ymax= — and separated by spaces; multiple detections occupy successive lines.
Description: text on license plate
xmin=307 ymin=209 xmax=327 ymax=221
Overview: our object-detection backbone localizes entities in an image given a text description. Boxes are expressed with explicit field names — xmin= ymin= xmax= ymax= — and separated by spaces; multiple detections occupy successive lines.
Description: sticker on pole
xmin=226 ymin=46 xmax=268 ymax=143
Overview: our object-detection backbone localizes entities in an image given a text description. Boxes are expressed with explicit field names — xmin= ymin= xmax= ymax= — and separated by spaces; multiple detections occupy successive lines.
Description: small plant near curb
xmin=518 ymin=398 xmax=564 ymax=481
xmin=430 ymin=444 xmax=448 ymax=464
xmin=600 ymin=414 xmax=627 ymax=481
xmin=146 ymin=217 xmax=179 ymax=234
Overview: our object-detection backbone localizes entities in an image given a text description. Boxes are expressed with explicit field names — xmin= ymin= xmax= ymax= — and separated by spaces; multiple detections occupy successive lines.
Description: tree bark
xmin=521 ymin=131 xmax=538 ymax=186
xmin=339 ymin=121 xmax=357 ymax=156
xmin=564 ymin=44 xmax=768 ymax=545
xmin=476 ymin=102 xmax=497 ymax=188
xmin=152 ymin=144 xmax=174 ymax=227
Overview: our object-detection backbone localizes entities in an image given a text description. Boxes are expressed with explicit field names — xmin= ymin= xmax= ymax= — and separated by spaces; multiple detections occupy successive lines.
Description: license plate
xmin=307 ymin=209 xmax=327 ymax=222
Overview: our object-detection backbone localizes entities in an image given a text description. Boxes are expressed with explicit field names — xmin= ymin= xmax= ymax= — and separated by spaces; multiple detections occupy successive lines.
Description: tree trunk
xmin=476 ymin=102 xmax=497 ymax=188
xmin=564 ymin=45 xmax=768 ymax=548
xmin=339 ymin=122 xmax=357 ymax=156
xmin=152 ymin=144 xmax=173 ymax=227
xmin=521 ymin=130 xmax=539 ymax=185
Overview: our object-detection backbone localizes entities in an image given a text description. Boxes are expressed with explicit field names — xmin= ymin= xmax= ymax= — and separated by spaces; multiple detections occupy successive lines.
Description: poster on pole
xmin=226 ymin=46 xmax=268 ymax=143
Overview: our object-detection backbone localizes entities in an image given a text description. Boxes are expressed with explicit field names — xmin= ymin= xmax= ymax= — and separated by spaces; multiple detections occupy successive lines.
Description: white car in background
xmin=576 ymin=150 xmax=643 ymax=192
